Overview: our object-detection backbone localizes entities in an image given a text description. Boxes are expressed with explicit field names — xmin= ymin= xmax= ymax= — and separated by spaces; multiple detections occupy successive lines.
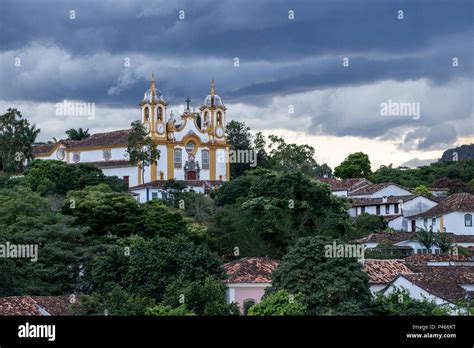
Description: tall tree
xmin=66 ymin=128 xmax=90 ymax=140
xmin=334 ymin=152 xmax=372 ymax=179
xmin=0 ymin=108 xmax=39 ymax=173
xmin=126 ymin=121 xmax=159 ymax=182
xmin=225 ymin=120 xmax=253 ymax=178
xmin=269 ymin=236 xmax=372 ymax=315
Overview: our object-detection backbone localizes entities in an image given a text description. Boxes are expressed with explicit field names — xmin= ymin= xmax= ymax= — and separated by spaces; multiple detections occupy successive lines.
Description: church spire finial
xmin=151 ymin=72 xmax=156 ymax=103
xmin=211 ymin=78 xmax=215 ymax=97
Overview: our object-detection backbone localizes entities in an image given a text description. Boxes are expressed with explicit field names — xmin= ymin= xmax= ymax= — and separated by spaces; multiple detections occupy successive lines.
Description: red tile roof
xmin=316 ymin=177 xmax=371 ymax=191
xmin=398 ymin=266 xmax=474 ymax=303
xmin=356 ymin=232 xmax=474 ymax=245
xmin=410 ymin=193 xmax=474 ymax=219
xmin=90 ymin=160 xmax=133 ymax=168
xmin=363 ymin=259 xmax=413 ymax=284
xmin=349 ymin=183 xmax=403 ymax=196
xmin=350 ymin=195 xmax=436 ymax=207
xmin=405 ymin=253 xmax=471 ymax=264
xmin=0 ymin=296 xmax=71 ymax=316
xmin=223 ymin=257 xmax=280 ymax=283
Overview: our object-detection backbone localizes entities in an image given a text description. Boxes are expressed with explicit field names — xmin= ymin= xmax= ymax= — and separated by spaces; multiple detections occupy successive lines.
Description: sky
xmin=0 ymin=0 xmax=472 ymax=169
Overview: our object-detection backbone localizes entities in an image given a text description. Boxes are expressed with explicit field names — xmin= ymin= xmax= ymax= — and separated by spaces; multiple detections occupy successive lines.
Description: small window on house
xmin=243 ymin=299 xmax=256 ymax=315
xmin=423 ymin=219 xmax=428 ymax=227
xmin=465 ymin=214 xmax=473 ymax=227
xmin=361 ymin=206 xmax=365 ymax=213
xmin=394 ymin=204 xmax=399 ymax=214
xmin=385 ymin=204 xmax=390 ymax=214
xmin=432 ymin=218 xmax=436 ymax=226
xmin=174 ymin=149 xmax=182 ymax=168
xmin=376 ymin=206 xmax=380 ymax=215
xmin=202 ymin=150 xmax=209 ymax=169
xmin=152 ymin=192 xmax=158 ymax=200
xmin=123 ymin=176 xmax=129 ymax=189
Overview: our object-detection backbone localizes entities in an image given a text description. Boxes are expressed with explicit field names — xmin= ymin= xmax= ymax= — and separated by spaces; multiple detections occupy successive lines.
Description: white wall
xmin=403 ymin=197 xmax=438 ymax=218
xmin=102 ymin=166 xmax=138 ymax=188
xmin=370 ymin=185 xmax=412 ymax=198
xmin=414 ymin=212 xmax=474 ymax=235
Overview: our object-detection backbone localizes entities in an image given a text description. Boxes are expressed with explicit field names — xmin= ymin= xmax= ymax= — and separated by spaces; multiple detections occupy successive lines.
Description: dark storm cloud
xmin=0 ymin=0 xmax=472 ymax=150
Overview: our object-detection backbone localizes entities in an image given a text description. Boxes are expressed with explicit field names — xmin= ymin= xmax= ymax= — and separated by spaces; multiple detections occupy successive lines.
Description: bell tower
xmin=140 ymin=73 xmax=168 ymax=139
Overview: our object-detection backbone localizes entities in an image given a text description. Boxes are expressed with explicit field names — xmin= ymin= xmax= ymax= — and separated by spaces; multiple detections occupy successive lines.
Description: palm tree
xmin=434 ymin=232 xmax=453 ymax=253
xmin=66 ymin=128 xmax=90 ymax=141
xmin=25 ymin=124 xmax=41 ymax=144
xmin=412 ymin=226 xmax=435 ymax=253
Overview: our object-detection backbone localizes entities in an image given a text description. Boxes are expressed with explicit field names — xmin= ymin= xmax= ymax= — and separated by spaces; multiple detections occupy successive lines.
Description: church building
xmin=33 ymin=75 xmax=230 ymax=201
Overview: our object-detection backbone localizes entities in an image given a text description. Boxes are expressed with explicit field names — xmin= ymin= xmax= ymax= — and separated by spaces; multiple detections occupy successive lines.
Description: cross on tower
xmin=185 ymin=97 xmax=191 ymax=110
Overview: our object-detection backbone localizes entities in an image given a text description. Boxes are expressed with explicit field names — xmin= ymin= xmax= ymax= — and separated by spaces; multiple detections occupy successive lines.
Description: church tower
xmin=200 ymin=79 xmax=227 ymax=143
xmin=139 ymin=74 xmax=168 ymax=140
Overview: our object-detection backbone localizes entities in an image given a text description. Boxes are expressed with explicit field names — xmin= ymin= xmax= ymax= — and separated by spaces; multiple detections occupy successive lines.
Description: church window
xmin=174 ymin=149 xmax=182 ymax=168
xmin=202 ymin=150 xmax=209 ymax=169
xmin=216 ymin=111 xmax=222 ymax=125
xmin=144 ymin=107 xmax=150 ymax=121
xmin=157 ymin=107 xmax=163 ymax=121
xmin=72 ymin=152 xmax=80 ymax=163
xmin=185 ymin=141 xmax=195 ymax=154
xmin=103 ymin=150 xmax=112 ymax=161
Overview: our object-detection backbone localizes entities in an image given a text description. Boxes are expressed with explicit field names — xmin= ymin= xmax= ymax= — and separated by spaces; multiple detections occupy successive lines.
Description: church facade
xmin=33 ymin=76 xmax=230 ymax=200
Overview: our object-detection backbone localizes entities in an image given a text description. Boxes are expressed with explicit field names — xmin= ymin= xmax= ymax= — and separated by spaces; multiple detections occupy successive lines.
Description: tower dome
xmin=202 ymin=79 xmax=224 ymax=107
xmin=142 ymin=73 xmax=164 ymax=103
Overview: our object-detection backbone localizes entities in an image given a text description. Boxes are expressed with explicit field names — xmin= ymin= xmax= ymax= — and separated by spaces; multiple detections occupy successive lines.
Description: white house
xmin=409 ymin=193 xmax=474 ymax=235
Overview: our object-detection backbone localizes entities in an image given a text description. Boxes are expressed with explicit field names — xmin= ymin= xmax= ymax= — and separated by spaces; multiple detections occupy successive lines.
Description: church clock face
xmin=156 ymin=122 xmax=165 ymax=134
xmin=215 ymin=126 xmax=224 ymax=138
xmin=143 ymin=122 xmax=151 ymax=134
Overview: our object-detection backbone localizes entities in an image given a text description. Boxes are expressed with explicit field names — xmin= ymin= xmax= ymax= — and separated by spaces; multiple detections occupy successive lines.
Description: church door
xmin=186 ymin=171 xmax=197 ymax=180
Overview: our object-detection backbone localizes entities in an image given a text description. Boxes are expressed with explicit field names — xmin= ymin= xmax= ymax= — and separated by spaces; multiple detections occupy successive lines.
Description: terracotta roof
xmin=410 ymin=193 xmax=474 ymax=219
xmin=349 ymin=183 xmax=395 ymax=196
xmin=316 ymin=178 xmax=371 ymax=191
xmin=350 ymin=195 xmax=431 ymax=207
xmin=383 ymin=215 xmax=403 ymax=222
xmin=223 ymin=257 xmax=280 ymax=283
xmin=67 ymin=129 xmax=130 ymax=149
xmin=357 ymin=232 xmax=474 ymax=245
xmin=363 ymin=259 xmax=413 ymax=284
xmin=405 ymin=253 xmax=471 ymax=264
xmin=129 ymin=179 xmax=225 ymax=190
xmin=397 ymin=266 xmax=474 ymax=303
xmin=33 ymin=129 xmax=130 ymax=156
xmin=0 ymin=296 xmax=71 ymax=316
xmin=90 ymin=160 xmax=133 ymax=168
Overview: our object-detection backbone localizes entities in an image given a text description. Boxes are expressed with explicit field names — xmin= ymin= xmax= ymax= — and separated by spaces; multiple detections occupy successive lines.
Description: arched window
xmin=216 ymin=111 xmax=222 ymax=125
xmin=174 ymin=149 xmax=182 ymax=168
xmin=243 ymin=299 xmax=256 ymax=315
xmin=465 ymin=214 xmax=473 ymax=227
xmin=202 ymin=150 xmax=209 ymax=169
xmin=157 ymin=107 xmax=163 ymax=121
xmin=144 ymin=107 xmax=149 ymax=121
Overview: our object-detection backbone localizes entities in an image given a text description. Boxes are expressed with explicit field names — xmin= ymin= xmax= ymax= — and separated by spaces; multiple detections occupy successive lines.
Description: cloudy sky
xmin=0 ymin=0 xmax=472 ymax=169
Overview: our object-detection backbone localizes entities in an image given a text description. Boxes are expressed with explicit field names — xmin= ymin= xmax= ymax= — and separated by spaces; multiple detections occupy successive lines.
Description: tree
xmin=434 ymin=232 xmax=453 ymax=253
xmin=225 ymin=120 xmax=253 ymax=178
xmin=63 ymin=184 xmax=143 ymax=236
xmin=0 ymin=108 xmax=38 ymax=173
xmin=85 ymin=235 xmax=225 ymax=302
xmin=269 ymin=236 xmax=372 ymax=315
xmin=247 ymin=290 xmax=306 ymax=316
xmin=72 ymin=284 xmax=156 ymax=315
xmin=211 ymin=169 xmax=351 ymax=258
xmin=127 ymin=121 xmax=159 ymax=182
xmin=412 ymin=226 xmax=435 ymax=253
xmin=370 ymin=288 xmax=450 ymax=316
xmin=0 ymin=186 xmax=93 ymax=296
xmin=351 ymin=212 xmax=387 ymax=238
xmin=334 ymin=152 xmax=372 ymax=179
xmin=413 ymin=185 xmax=433 ymax=197
xmin=25 ymin=159 xmax=125 ymax=196
xmin=162 ymin=276 xmax=239 ymax=315
xmin=66 ymin=128 xmax=90 ymax=140
xmin=145 ymin=304 xmax=195 ymax=316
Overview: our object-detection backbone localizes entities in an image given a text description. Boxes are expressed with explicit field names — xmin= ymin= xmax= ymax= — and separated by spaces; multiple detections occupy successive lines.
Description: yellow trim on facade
xmin=210 ymin=147 xmax=216 ymax=180
xmin=440 ymin=215 xmax=444 ymax=232
xmin=167 ymin=145 xmax=174 ymax=179
xmin=138 ymin=161 xmax=142 ymax=185
xmin=151 ymin=162 xmax=157 ymax=181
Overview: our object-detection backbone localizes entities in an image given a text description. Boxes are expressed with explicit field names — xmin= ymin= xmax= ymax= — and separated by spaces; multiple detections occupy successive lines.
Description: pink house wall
xmin=226 ymin=283 xmax=270 ymax=313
